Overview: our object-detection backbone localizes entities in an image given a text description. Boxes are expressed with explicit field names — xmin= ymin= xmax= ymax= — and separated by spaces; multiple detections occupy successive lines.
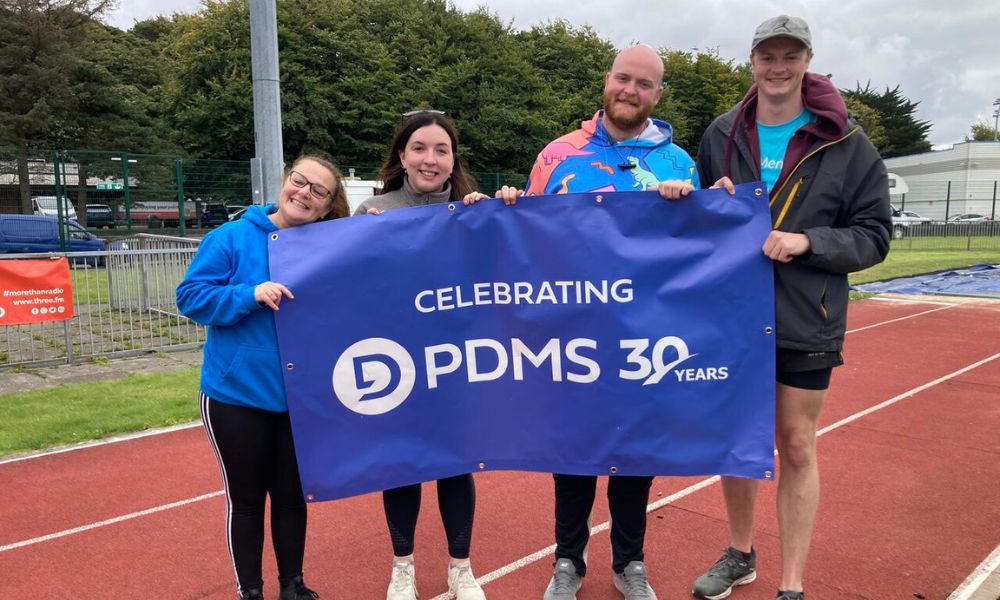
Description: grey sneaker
xmin=612 ymin=561 xmax=657 ymax=599
xmin=542 ymin=558 xmax=582 ymax=600
xmin=775 ymin=592 xmax=805 ymax=600
xmin=691 ymin=547 xmax=757 ymax=599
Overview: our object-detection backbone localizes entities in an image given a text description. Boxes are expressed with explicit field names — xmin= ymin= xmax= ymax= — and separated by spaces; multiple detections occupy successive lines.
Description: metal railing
xmin=889 ymin=220 xmax=1000 ymax=250
xmin=0 ymin=235 xmax=204 ymax=368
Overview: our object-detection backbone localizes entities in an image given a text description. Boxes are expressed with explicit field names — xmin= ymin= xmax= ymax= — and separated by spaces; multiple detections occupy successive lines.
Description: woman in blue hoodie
xmin=177 ymin=155 xmax=349 ymax=600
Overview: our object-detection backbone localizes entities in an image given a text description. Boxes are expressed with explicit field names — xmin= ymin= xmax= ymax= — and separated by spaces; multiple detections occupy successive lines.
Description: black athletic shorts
xmin=775 ymin=348 xmax=844 ymax=391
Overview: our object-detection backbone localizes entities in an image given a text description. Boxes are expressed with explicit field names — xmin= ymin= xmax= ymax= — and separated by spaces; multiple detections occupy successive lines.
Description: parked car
xmin=0 ymin=215 xmax=105 ymax=265
xmin=226 ymin=203 xmax=249 ymax=217
xmin=32 ymin=196 xmax=78 ymax=220
xmin=85 ymin=204 xmax=116 ymax=229
xmin=199 ymin=203 xmax=229 ymax=228
xmin=228 ymin=206 xmax=249 ymax=222
xmin=890 ymin=210 xmax=931 ymax=239
xmin=947 ymin=213 xmax=989 ymax=223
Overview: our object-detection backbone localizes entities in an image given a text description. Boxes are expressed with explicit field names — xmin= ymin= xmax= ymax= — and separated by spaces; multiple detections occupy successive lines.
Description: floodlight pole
xmin=992 ymin=98 xmax=1000 ymax=141
xmin=250 ymin=0 xmax=284 ymax=205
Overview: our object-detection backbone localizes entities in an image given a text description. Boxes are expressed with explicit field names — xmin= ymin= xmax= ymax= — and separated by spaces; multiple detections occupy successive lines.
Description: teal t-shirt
xmin=757 ymin=110 xmax=816 ymax=193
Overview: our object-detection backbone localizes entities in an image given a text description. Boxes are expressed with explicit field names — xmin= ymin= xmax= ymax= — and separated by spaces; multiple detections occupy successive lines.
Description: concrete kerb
xmin=0 ymin=348 xmax=203 ymax=396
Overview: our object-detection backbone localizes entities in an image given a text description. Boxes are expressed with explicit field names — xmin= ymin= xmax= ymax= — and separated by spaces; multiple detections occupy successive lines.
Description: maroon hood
xmin=722 ymin=72 xmax=852 ymax=182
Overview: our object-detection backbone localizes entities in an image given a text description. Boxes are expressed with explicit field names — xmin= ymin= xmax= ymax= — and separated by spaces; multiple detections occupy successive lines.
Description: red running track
xmin=1 ymin=297 xmax=998 ymax=599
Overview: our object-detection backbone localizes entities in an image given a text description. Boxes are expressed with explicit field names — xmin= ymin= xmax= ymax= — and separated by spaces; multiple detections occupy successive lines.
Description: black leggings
xmin=553 ymin=473 xmax=654 ymax=575
xmin=382 ymin=474 xmax=476 ymax=558
xmin=200 ymin=394 xmax=307 ymax=595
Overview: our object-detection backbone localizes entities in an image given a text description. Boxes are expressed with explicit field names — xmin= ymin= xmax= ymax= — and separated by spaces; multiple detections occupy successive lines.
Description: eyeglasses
xmin=288 ymin=170 xmax=331 ymax=200
xmin=402 ymin=108 xmax=446 ymax=120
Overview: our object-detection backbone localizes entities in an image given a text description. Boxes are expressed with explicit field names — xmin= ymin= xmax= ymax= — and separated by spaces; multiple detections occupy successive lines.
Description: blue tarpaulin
xmin=853 ymin=264 xmax=1000 ymax=298
xmin=269 ymin=185 xmax=777 ymax=501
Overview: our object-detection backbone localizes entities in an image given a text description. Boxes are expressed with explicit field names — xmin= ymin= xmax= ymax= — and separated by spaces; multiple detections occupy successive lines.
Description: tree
xmin=661 ymin=49 xmax=752 ymax=153
xmin=843 ymin=96 xmax=888 ymax=153
xmin=965 ymin=121 xmax=998 ymax=142
xmin=842 ymin=83 xmax=932 ymax=157
xmin=0 ymin=0 xmax=113 ymax=212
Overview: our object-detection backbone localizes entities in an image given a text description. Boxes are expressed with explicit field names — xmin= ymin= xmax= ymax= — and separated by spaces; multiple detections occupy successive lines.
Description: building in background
xmin=884 ymin=141 xmax=1000 ymax=220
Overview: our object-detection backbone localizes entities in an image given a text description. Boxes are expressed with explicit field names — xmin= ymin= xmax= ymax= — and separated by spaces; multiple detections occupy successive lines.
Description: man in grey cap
xmin=689 ymin=14 xmax=890 ymax=600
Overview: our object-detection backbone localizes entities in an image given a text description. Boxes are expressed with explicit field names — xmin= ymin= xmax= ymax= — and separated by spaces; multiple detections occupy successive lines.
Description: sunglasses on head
xmin=402 ymin=109 xmax=446 ymax=120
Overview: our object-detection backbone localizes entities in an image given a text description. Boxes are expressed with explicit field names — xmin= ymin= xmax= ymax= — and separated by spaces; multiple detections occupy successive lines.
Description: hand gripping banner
xmin=270 ymin=184 xmax=776 ymax=501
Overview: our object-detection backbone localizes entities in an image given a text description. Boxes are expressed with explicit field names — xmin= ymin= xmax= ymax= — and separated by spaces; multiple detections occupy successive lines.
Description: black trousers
xmin=382 ymin=473 xmax=476 ymax=558
xmin=201 ymin=394 xmax=307 ymax=595
xmin=553 ymin=473 xmax=654 ymax=575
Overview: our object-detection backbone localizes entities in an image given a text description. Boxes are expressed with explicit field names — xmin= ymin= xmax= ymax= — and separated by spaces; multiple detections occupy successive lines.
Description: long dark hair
xmin=288 ymin=154 xmax=350 ymax=220
xmin=377 ymin=112 xmax=477 ymax=200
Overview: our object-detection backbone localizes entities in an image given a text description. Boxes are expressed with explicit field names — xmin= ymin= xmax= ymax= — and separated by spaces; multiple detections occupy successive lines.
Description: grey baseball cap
xmin=752 ymin=14 xmax=812 ymax=50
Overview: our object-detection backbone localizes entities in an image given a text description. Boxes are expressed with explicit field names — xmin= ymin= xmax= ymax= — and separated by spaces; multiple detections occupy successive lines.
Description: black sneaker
xmin=776 ymin=591 xmax=805 ymax=600
xmin=240 ymin=588 xmax=264 ymax=600
xmin=278 ymin=576 xmax=319 ymax=600
xmin=691 ymin=547 xmax=757 ymax=599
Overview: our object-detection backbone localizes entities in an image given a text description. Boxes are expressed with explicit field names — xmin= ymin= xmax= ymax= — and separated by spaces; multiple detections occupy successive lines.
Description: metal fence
xmin=890 ymin=179 xmax=1000 ymax=250
xmin=1 ymin=151 xmax=252 ymax=236
xmin=0 ymin=234 xmax=204 ymax=369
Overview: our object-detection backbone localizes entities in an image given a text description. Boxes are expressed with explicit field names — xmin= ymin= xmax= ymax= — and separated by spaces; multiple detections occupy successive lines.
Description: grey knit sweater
xmin=353 ymin=177 xmax=453 ymax=215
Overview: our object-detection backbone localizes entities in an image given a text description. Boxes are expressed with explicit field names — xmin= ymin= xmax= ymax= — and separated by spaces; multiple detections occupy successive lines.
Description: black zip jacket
xmin=697 ymin=73 xmax=891 ymax=352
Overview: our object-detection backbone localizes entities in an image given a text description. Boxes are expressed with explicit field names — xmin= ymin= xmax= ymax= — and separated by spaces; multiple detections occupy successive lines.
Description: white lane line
xmin=4 ymin=351 xmax=997 ymax=568
xmin=947 ymin=542 xmax=1000 ymax=600
xmin=870 ymin=296 xmax=957 ymax=306
xmin=0 ymin=491 xmax=223 ymax=553
xmin=0 ymin=422 xmax=201 ymax=466
xmin=846 ymin=304 xmax=957 ymax=334
xmin=426 ymin=352 xmax=1000 ymax=599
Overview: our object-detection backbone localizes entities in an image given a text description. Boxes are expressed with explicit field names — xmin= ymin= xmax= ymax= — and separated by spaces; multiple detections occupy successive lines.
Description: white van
xmin=32 ymin=196 xmax=78 ymax=220
xmin=343 ymin=179 xmax=383 ymax=214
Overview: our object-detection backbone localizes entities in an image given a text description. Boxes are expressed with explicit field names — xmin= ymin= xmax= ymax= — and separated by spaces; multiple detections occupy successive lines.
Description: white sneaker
xmin=447 ymin=564 xmax=487 ymax=600
xmin=387 ymin=561 xmax=418 ymax=600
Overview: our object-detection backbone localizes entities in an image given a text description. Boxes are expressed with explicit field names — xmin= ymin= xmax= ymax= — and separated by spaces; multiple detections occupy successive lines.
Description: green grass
xmin=850 ymin=250 xmax=998 ymax=285
xmin=71 ymin=268 xmax=108 ymax=305
xmin=0 ymin=368 xmax=200 ymax=457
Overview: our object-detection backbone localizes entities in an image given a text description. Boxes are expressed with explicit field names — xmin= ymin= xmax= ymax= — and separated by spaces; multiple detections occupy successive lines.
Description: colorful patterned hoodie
xmin=525 ymin=110 xmax=700 ymax=195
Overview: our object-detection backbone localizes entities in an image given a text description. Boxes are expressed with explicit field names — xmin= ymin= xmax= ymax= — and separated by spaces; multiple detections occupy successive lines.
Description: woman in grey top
xmin=354 ymin=110 xmax=477 ymax=216
xmin=355 ymin=110 xmax=486 ymax=600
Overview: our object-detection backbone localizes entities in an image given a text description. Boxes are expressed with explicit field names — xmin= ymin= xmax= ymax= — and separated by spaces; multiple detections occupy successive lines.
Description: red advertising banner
xmin=0 ymin=258 xmax=74 ymax=326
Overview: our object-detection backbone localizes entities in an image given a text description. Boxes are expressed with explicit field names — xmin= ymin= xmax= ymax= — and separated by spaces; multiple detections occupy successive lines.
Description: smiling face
xmin=273 ymin=158 xmax=337 ymax=228
xmin=751 ymin=37 xmax=813 ymax=105
xmin=398 ymin=124 xmax=455 ymax=194
xmin=602 ymin=45 xmax=664 ymax=139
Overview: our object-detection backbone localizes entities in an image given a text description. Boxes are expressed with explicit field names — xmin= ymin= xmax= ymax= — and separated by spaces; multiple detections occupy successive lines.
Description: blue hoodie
xmin=176 ymin=204 xmax=287 ymax=411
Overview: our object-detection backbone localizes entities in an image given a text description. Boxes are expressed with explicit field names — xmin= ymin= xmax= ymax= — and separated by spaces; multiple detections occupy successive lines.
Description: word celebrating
xmin=333 ymin=335 xmax=730 ymax=416
xmin=414 ymin=279 xmax=634 ymax=313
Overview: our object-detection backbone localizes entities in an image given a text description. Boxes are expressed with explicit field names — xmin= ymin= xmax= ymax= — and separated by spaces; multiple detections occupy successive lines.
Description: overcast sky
xmin=104 ymin=0 xmax=1000 ymax=148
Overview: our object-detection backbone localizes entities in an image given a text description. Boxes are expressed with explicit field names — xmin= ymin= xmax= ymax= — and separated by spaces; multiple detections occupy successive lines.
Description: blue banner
xmin=270 ymin=184 xmax=776 ymax=502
